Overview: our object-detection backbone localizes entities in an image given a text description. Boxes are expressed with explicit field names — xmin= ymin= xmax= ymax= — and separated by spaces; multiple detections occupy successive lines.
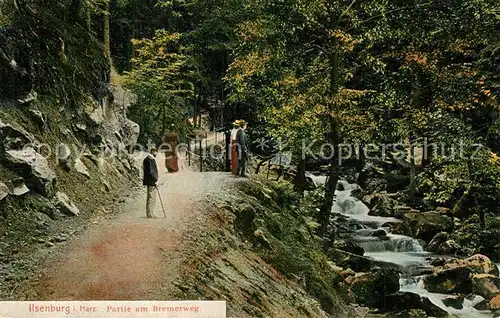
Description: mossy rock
xmin=444 ymin=254 xmax=499 ymax=276
xmin=472 ymin=274 xmax=500 ymax=300
xmin=423 ymin=266 xmax=472 ymax=294
xmin=384 ymin=292 xmax=452 ymax=317
xmin=387 ymin=309 xmax=428 ymax=318
xmin=233 ymin=203 xmax=256 ymax=235
xmin=327 ymin=248 xmax=372 ymax=272
xmin=403 ymin=211 xmax=454 ymax=242
xmin=349 ymin=268 xmax=400 ymax=308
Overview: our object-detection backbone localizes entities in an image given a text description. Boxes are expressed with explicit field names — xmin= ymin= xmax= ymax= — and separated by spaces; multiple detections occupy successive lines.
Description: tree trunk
xmin=103 ymin=0 xmax=111 ymax=66
xmin=86 ymin=8 xmax=91 ymax=32
xmin=318 ymin=25 xmax=340 ymax=240
xmin=128 ymin=0 xmax=137 ymax=69
xmin=294 ymin=158 xmax=306 ymax=195
xmin=356 ymin=143 xmax=365 ymax=173
xmin=255 ymin=155 xmax=274 ymax=174
xmin=422 ymin=137 xmax=432 ymax=167
xmin=318 ymin=123 xmax=340 ymax=238
xmin=408 ymin=135 xmax=416 ymax=200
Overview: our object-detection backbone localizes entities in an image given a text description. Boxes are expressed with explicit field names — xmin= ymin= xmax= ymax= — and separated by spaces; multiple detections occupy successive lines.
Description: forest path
xmin=34 ymin=158 xmax=230 ymax=300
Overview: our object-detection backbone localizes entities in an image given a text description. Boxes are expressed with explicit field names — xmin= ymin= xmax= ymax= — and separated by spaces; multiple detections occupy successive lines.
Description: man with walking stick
xmin=143 ymin=146 xmax=159 ymax=218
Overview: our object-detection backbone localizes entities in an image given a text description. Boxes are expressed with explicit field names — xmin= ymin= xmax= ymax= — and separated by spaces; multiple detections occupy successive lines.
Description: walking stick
xmin=155 ymin=185 xmax=167 ymax=218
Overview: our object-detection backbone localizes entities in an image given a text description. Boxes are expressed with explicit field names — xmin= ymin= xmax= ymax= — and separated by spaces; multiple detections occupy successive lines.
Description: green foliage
xmin=417 ymin=146 xmax=500 ymax=212
xmin=451 ymin=214 xmax=500 ymax=261
xmin=124 ymin=30 xmax=195 ymax=143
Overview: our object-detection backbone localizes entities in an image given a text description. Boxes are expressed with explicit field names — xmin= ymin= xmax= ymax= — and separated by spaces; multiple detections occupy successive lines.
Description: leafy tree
xmin=124 ymin=30 xmax=196 ymax=143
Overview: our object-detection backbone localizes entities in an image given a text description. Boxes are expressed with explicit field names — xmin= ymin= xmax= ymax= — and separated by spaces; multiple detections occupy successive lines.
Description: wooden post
xmin=225 ymin=131 xmax=231 ymax=172
xmin=188 ymin=140 xmax=191 ymax=166
xmin=199 ymin=139 xmax=203 ymax=172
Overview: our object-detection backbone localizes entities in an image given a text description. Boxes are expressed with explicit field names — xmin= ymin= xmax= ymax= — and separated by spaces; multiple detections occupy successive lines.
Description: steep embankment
xmin=0 ymin=83 xmax=141 ymax=299
xmin=175 ymin=177 xmax=359 ymax=317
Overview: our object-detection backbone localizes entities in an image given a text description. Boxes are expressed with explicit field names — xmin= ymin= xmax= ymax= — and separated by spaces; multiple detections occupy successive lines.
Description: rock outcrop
xmin=74 ymin=158 xmax=91 ymax=179
xmin=53 ymin=192 xmax=80 ymax=216
xmin=0 ymin=119 xmax=35 ymax=150
xmin=3 ymin=147 xmax=56 ymax=196
xmin=0 ymin=182 xmax=8 ymax=201
xmin=489 ymin=294 xmax=500 ymax=310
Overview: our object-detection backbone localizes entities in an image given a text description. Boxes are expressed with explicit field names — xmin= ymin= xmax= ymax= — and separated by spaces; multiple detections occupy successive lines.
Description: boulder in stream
xmin=423 ymin=266 xmax=473 ymax=294
xmin=427 ymin=234 xmax=464 ymax=257
xmin=363 ymin=192 xmax=397 ymax=217
xmin=444 ymin=254 xmax=499 ymax=276
xmin=332 ymin=240 xmax=365 ymax=256
xmin=349 ymin=268 xmax=400 ymax=308
xmin=381 ymin=221 xmax=412 ymax=236
xmin=388 ymin=309 xmax=428 ymax=317
xmin=472 ymin=274 xmax=500 ymax=300
xmin=442 ymin=296 xmax=464 ymax=310
xmin=423 ymin=254 xmax=499 ymax=295
xmin=384 ymin=291 xmax=452 ymax=317
xmin=426 ymin=232 xmax=449 ymax=253
xmin=437 ymin=240 xmax=462 ymax=255
xmin=372 ymin=229 xmax=389 ymax=240
xmin=327 ymin=248 xmax=372 ymax=272
xmin=402 ymin=211 xmax=454 ymax=242
xmin=489 ymin=294 xmax=500 ymax=311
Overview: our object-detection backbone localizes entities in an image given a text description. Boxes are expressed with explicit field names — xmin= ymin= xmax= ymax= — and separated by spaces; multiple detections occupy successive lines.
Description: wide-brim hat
xmin=233 ymin=120 xmax=241 ymax=126
xmin=238 ymin=119 xmax=247 ymax=126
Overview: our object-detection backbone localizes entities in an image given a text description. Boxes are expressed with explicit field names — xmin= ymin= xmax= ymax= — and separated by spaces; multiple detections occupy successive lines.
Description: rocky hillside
xmin=0 ymin=79 xmax=142 ymax=297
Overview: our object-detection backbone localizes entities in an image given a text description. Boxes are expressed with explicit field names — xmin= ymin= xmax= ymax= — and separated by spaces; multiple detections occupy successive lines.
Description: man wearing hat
xmin=143 ymin=146 xmax=159 ymax=218
xmin=231 ymin=120 xmax=240 ymax=175
xmin=236 ymin=120 xmax=249 ymax=177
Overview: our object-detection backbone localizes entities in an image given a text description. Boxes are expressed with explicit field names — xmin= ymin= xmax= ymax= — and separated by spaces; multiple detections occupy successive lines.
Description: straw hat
xmin=233 ymin=120 xmax=241 ymax=126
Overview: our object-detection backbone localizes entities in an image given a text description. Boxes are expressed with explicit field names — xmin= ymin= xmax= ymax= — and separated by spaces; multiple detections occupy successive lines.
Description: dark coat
xmin=236 ymin=129 xmax=248 ymax=154
xmin=142 ymin=155 xmax=158 ymax=186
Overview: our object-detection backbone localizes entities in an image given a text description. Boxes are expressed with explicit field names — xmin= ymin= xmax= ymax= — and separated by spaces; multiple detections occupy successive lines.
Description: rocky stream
xmin=328 ymin=179 xmax=500 ymax=318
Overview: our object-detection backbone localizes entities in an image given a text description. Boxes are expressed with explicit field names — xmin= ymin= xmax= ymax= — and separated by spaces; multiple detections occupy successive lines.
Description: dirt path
xmin=34 ymin=158 xmax=230 ymax=300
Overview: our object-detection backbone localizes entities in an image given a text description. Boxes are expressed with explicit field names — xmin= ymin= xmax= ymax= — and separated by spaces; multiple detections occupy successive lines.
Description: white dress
xmin=231 ymin=128 xmax=238 ymax=141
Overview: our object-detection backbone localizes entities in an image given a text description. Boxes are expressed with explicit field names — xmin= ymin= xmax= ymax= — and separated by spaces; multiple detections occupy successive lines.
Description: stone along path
xmin=34 ymin=159 xmax=230 ymax=300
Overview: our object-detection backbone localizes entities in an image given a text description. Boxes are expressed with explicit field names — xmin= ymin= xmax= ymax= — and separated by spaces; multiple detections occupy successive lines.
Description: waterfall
xmin=392 ymin=235 xmax=424 ymax=252
xmin=332 ymin=182 xmax=369 ymax=215
xmin=400 ymin=277 xmax=493 ymax=318
xmin=330 ymin=179 xmax=494 ymax=318
xmin=305 ymin=172 xmax=327 ymax=187
xmin=352 ymin=234 xmax=423 ymax=253
xmin=332 ymin=181 xmax=399 ymax=225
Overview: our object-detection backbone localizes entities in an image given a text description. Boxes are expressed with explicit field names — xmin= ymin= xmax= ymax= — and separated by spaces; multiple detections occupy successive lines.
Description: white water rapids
xmin=331 ymin=180 xmax=495 ymax=318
